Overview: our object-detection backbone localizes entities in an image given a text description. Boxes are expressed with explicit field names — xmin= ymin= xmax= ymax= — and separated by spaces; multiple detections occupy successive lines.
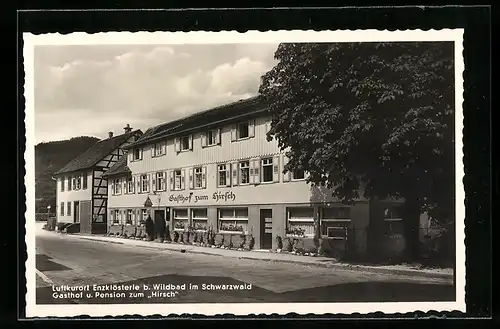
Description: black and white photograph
xmin=23 ymin=30 xmax=465 ymax=317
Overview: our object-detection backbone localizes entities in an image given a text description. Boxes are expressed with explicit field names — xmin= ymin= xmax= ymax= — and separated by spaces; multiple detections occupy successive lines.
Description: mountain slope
xmin=35 ymin=136 xmax=100 ymax=213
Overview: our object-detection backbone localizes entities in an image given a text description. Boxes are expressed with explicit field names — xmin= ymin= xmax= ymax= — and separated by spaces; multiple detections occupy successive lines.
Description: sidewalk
xmin=61 ymin=231 xmax=453 ymax=281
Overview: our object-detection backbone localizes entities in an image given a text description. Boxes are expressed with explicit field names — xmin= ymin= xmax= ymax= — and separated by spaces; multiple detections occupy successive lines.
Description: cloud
xmin=33 ymin=44 xmax=278 ymax=143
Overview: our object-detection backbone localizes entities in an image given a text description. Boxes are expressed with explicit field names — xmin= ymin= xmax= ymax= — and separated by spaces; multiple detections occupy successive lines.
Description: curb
xmin=71 ymin=234 xmax=453 ymax=281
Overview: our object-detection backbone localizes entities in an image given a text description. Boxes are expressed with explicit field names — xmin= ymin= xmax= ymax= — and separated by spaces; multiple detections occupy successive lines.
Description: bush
xmin=223 ymin=235 xmax=233 ymax=248
xmin=244 ymin=235 xmax=255 ymax=250
xmin=214 ymin=234 xmax=224 ymax=246
xmin=282 ymin=237 xmax=293 ymax=252
xmin=171 ymin=230 xmax=179 ymax=242
xmin=276 ymin=236 xmax=283 ymax=250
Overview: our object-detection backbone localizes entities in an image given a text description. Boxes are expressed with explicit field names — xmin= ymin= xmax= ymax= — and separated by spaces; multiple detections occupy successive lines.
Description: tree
xmin=259 ymin=42 xmax=455 ymax=261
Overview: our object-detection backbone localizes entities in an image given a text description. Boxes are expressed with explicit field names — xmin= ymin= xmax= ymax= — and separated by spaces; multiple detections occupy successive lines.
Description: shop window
xmin=218 ymin=208 xmax=248 ymax=233
xmin=191 ymin=208 xmax=208 ymax=231
xmin=320 ymin=207 xmax=351 ymax=239
xmin=286 ymin=207 xmax=314 ymax=237
xmin=173 ymin=208 xmax=189 ymax=230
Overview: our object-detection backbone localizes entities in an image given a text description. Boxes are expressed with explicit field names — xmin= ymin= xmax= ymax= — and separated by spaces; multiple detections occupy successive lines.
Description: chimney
xmin=124 ymin=124 xmax=132 ymax=134
xmin=108 ymin=131 xmax=113 ymax=138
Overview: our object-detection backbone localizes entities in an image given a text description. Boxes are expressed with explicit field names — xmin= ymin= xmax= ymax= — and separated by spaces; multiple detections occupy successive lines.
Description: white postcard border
xmin=23 ymin=29 xmax=465 ymax=317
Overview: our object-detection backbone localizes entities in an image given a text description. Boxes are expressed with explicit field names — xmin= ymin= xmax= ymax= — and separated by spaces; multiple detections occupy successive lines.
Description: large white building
xmin=53 ymin=125 xmax=142 ymax=233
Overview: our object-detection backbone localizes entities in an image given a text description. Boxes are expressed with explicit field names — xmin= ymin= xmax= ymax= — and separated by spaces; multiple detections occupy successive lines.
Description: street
xmin=35 ymin=230 xmax=455 ymax=304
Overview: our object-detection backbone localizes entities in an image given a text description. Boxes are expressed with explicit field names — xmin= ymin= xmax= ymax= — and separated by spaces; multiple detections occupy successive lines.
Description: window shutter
xmin=249 ymin=160 xmax=255 ymax=184
xmin=169 ymin=171 xmax=174 ymax=191
xmin=202 ymin=166 xmax=207 ymax=189
xmin=188 ymin=135 xmax=193 ymax=150
xmin=201 ymin=132 xmax=207 ymax=148
xmin=225 ymin=163 xmax=231 ymax=187
xmin=181 ymin=169 xmax=186 ymax=190
xmin=152 ymin=174 xmax=157 ymax=191
xmin=231 ymin=125 xmax=237 ymax=141
xmin=273 ymin=155 xmax=280 ymax=183
xmin=151 ymin=144 xmax=155 ymax=156
xmin=189 ymin=168 xmax=194 ymax=189
xmin=253 ymin=159 xmax=261 ymax=184
xmin=110 ymin=181 xmax=115 ymax=195
xmin=123 ymin=179 xmax=128 ymax=194
xmin=232 ymin=162 xmax=239 ymax=186
xmin=265 ymin=121 xmax=271 ymax=134
xmin=136 ymin=175 xmax=141 ymax=192
xmin=216 ymin=128 xmax=221 ymax=145
xmin=132 ymin=176 xmax=135 ymax=193
xmin=283 ymin=155 xmax=291 ymax=182
xmin=248 ymin=119 xmax=255 ymax=138
xmin=174 ymin=137 xmax=181 ymax=152
xmin=146 ymin=174 xmax=151 ymax=192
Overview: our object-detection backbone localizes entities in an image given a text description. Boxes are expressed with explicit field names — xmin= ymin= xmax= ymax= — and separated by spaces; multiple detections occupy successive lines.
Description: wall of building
xmin=56 ymin=172 xmax=92 ymax=223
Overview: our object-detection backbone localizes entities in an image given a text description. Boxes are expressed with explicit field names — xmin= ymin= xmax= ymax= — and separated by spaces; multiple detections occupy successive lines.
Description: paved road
xmin=35 ymin=231 xmax=455 ymax=304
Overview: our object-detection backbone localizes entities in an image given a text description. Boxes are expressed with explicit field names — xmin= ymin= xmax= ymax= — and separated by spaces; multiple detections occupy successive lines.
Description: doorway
xmin=74 ymin=201 xmax=80 ymax=223
xmin=260 ymin=209 xmax=273 ymax=249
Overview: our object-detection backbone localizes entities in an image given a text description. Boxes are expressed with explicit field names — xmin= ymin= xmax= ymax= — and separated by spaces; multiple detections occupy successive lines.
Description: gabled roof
xmin=102 ymin=155 xmax=131 ymax=178
xmin=125 ymin=96 xmax=266 ymax=149
xmin=54 ymin=130 xmax=142 ymax=176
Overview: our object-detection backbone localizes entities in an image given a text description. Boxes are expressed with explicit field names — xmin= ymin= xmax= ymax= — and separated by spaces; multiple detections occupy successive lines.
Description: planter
xmin=282 ymin=237 xmax=293 ymax=252
xmin=232 ymin=235 xmax=246 ymax=249
xmin=196 ymin=232 xmax=204 ymax=244
xmin=243 ymin=235 xmax=255 ymax=250
xmin=182 ymin=232 xmax=190 ymax=243
xmin=223 ymin=234 xmax=232 ymax=248
xmin=293 ymin=238 xmax=305 ymax=253
xmin=214 ymin=234 xmax=224 ymax=247
xmin=188 ymin=232 xmax=196 ymax=244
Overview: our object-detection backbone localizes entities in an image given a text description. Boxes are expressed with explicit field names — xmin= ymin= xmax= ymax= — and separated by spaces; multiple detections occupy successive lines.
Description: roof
xmin=102 ymin=155 xmax=131 ymax=178
xmin=54 ymin=130 xmax=142 ymax=176
xmin=125 ymin=96 xmax=266 ymax=149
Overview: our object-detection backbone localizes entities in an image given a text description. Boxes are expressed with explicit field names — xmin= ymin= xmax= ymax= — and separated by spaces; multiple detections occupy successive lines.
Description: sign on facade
xmin=144 ymin=196 xmax=153 ymax=208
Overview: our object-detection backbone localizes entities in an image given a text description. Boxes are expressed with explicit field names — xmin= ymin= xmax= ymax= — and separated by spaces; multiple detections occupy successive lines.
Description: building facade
xmin=105 ymin=98 xmax=415 ymax=258
xmin=53 ymin=125 xmax=142 ymax=234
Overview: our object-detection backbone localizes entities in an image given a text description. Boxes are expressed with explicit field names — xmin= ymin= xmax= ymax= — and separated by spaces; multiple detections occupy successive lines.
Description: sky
xmin=34 ymin=43 xmax=279 ymax=144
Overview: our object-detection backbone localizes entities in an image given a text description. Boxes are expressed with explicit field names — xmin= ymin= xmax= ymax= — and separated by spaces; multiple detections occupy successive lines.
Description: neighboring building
xmin=53 ymin=125 xmax=142 ymax=234
xmin=105 ymin=97 xmax=430 ymax=259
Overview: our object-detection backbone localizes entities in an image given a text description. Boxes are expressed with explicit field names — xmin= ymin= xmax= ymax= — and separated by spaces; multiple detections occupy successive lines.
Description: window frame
xmin=156 ymin=172 xmax=166 ymax=191
xmin=239 ymin=160 xmax=250 ymax=185
xmin=180 ymin=136 xmax=190 ymax=151
xmin=218 ymin=207 xmax=249 ymax=234
xmin=261 ymin=157 xmax=274 ymax=183
xmin=60 ymin=177 xmax=65 ymax=192
xmin=67 ymin=201 xmax=71 ymax=216
xmin=286 ymin=207 xmax=315 ymax=238
xmin=237 ymin=122 xmax=250 ymax=140
xmin=140 ymin=174 xmax=148 ymax=193
xmin=292 ymin=169 xmax=306 ymax=181
xmin=217 ymin=164 xmax=227 ymax=187
xmin=193 ymin=167 xmax=203 ymax=189
xmin=383 ymin=205 xmax=403 ymax=222
xmin=319 ymin=207 xmax=351 ymax=239
xmin=60 ymin=202 xmax=64 ymax=216
xmin=152 ymin=142 xmax=166 ymax=157
xmin=173 ymin=208 xmax=189 ymax=231
xmin=191 ymin=208 xmax=208 ymax=232
xmin=207 ymin=129 xmax=217 ymax=146
xmin=126 ymin=176 xmax=134 ymax=194
xmin=173 ymin=169 xmax=183 ymax=191
xmin=133 ymin=148 xmax=143 ymax=161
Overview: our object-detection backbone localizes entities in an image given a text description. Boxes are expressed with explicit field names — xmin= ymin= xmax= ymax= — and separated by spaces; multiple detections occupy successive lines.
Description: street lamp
xmin=46 ymin=205 xmax=51 ymax=221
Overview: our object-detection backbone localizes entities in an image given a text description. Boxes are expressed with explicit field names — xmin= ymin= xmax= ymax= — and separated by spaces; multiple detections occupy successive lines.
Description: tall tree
xmin=259 ymin=42 xmax=455 ymax=261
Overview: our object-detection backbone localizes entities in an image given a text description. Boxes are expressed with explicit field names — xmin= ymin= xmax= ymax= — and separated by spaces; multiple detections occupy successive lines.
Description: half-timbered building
xmin=106 ymin=98 xmax=431 ymax=259
xmin=53 ymin=125 xmax=142 ymax=234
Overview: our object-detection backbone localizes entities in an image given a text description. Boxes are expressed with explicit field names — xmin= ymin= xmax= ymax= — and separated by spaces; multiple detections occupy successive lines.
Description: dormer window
xmin=152 ymin=142 xmax=166 ymax=157
xmin=175 ymin=135 xmax=193 ymax=152
xmin=231 ymin=120 xmax=255 ymax=142
xmin=238 ymin=122 xmax=249 ymax=139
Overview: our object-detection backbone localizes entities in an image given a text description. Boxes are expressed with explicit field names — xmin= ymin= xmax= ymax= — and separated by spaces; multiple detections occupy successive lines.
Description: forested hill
xmin=35 ymin=136 xmax=100 ymax=213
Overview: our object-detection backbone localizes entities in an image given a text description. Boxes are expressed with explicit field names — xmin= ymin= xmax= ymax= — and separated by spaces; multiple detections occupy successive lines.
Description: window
xmin=67 ymin=202 xmax=71 ymax=216
xmin=113 ymin=209 xmax=120 ymax=225
xmin=194 ymin=167 xmax=203 ymax=189
xmin=202 ymin=129 xmax=220 ymax=147
xmin=237 ymin=122 xmax=249 ymax=139
xmin=383 ymin=206 xmax=403 ymax=221
xmin=126 ymin=176 xmax=134 ymax=193
xmin=153 ymin=142 xmax=166 ymax=157
xmin=140 ymin=175 xmax=148 ymax=193
xmin=173 ymin=208 xmax=189 ymax=230
xmin=67 ymin=177 xmax=72 ymax=191
xmin=126 ymin=209 xmax=133 ymax=225
xmin=207 ymin=130 xmax=217 ymax=145
xmin=217 ymin=164 xmax=229 ymax=187
xmin=133 ymin=148 xmax=142 ymax=161
xmin=113 ymin=178 xmax=122 ymax=195
xmin=76 ymin=174 xmax=82 ymax=190
xmin=82 ymin=173 xmax=88 ymax=189
xmin=181 ymin=136 xmax=190 ymax=151
xmin=320 ymin=207 xmax=351 ymax=239
xmin=286 ymin=207 xmax=315 ymax=237
xmin=191 ymin=208 xmax=208 ymax=231
xmin=218 ymin=208 xmax=248 ymax=233
xmin=60 ymin=178 xmax=65 ymax=192
xmin=140 ymin=209 xmax=148 ymax=225
xmin=60 ymin=202 xmax=64 ymax=216
xmin=261 ymin=158 xmax=274 ymax=182
xmin=239 ymin=161 xmax=250 ymax=184
xmin=71 ymin=176 xmax=76 ymax=190
xmin=292 ymin=169 xmax=305 ymax=180
xmin=155 ymin=172 xmax=166 ymax=191
xmin=174 ymin=170 xmax=182 ymax=191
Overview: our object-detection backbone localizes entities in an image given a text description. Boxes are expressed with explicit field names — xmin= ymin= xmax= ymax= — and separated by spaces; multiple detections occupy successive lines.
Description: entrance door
xmin=260 ymin=209 xmax=273 ymax=249
xmin=74 ymin=201 xmax=80 ymax=223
